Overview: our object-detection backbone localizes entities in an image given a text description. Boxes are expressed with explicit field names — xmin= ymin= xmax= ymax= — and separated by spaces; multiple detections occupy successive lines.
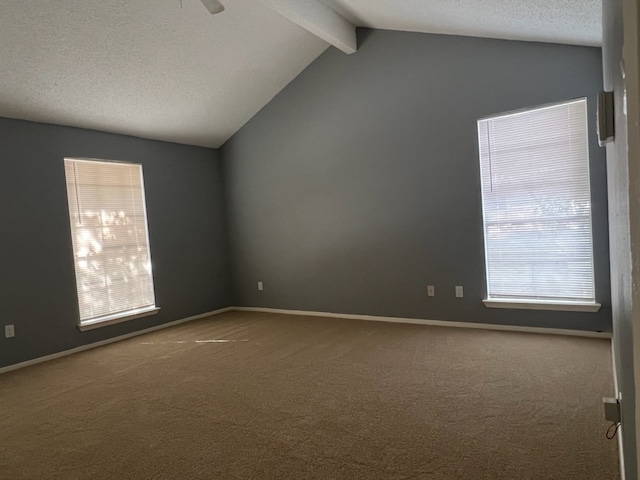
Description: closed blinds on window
xmin=477 ymin=99 xmax=595 ymax=303
xmin=64 ymin=159 xmax=156 ymax=323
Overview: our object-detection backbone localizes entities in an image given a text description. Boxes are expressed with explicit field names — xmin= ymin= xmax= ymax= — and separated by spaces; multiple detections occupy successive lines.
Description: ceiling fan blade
xmin=201 ymin=0 xmax=225 ymax=14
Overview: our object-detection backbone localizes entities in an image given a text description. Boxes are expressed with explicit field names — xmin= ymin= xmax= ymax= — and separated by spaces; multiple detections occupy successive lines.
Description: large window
xmin=477 ymin=98 xmax=599 ymax=311
xmin=64 ymin=158 xmax=158 ymax=329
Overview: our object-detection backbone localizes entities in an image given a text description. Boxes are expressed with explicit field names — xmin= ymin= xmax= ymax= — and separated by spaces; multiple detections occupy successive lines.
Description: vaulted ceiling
xmin=321 ymin=0 xmax=601 ymax=46
xmin=0 ymin=0 xmax=601 ymax=148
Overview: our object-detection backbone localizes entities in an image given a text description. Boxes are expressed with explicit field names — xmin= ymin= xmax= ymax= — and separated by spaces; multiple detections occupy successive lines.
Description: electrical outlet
xmin=455 ymin=286 xmax=464 ymax=298
xmin=427 ymin=285 xmax=435 ymax=297
xmin=5 ymin=325 xmax=15 ymax=338
xmin=257 ymin=281 xmax=263 ymax=291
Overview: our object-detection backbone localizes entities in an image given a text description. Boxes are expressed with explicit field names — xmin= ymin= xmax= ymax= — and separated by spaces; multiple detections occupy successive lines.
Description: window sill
xmin=483 ymin=299 xmax=601 ymax=313
xmin=77 ymin=306 xmax=160 ymax=331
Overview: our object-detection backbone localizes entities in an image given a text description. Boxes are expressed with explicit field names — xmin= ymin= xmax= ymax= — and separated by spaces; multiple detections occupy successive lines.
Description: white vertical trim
xmin=612 ymin=337 xmax=626 ymax=480
xmin=622 ymin=0 xmax=640 ymax=476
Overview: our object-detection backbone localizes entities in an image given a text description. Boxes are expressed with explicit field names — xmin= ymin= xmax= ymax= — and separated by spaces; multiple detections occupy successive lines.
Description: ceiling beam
xmin=256 ymin=0 xmax=357 ymax=54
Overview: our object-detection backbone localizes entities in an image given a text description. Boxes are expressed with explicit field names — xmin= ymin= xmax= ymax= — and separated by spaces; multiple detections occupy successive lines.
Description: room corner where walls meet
xmin=219 ymin=28 xmax=612 ymax=334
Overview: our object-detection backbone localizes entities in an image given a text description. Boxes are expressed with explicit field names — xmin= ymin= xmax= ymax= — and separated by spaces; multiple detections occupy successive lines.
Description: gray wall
xmin=222 ymin=29 xmax=612 ymax=332
xmin=0 ymin=118 xmax=232 ymax=369
xmin=603 ymin=0 xmax=638 ymax=477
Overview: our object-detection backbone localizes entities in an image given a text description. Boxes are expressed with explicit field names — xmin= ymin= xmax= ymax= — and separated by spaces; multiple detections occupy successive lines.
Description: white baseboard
xmin=233 ymin=306 xmax=612 ymax=339
xmin=0 ymin=304 xmax=611 ymax=375
xmin=0 ymin=307 xmax=234 ymax=375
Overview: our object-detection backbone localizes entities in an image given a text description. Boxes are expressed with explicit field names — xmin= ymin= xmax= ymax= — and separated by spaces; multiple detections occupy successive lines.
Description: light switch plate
xmin=5 ymin=325 xmax=15 ymax=338
xmin=257 ymin=281 xmax=263 ymax=291
xmin=427 ymin=285 xmax=435 ymax=297
xmin=455 ymin=286 xmax=464 ymax=298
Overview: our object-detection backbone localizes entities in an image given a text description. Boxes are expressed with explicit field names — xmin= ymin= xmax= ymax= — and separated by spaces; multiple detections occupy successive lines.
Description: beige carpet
xmin=0 ymin=311 xmax=619 ymax=479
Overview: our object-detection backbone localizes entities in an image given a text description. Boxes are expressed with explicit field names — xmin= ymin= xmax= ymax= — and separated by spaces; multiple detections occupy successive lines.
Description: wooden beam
xmin=257 ymin=0 xmax=357 ymax=54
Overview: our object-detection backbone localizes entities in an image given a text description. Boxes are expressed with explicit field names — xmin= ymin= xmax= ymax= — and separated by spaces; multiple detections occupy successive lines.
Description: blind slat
xmin=477 ymin=99 xmax=596 ymax=302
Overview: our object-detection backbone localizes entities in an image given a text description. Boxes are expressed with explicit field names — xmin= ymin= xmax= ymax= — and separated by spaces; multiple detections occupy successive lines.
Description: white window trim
xmin=483 ymin=299 xmax=601 ymax=313
xmin=78 ymin=306 xmax=161 ymax=331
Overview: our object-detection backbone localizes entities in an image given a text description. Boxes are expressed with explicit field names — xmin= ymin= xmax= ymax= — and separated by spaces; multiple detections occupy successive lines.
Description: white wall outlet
xmin=257 ymin=281 xmax=263 ymax=291
xmin=427 ymin=285 xmax=435 ymax=297
xmin=5 ymin=325 xmax=15 ymax=338
xmin=455 ymin=286 xmax=464 ymax=298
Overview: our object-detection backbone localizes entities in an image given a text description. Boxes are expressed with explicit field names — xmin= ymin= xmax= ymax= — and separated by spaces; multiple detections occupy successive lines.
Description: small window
xmin=64 ymin=158 xmax=158 ymax=328
xmin=477 ymin=98 xmax=598 ymax=310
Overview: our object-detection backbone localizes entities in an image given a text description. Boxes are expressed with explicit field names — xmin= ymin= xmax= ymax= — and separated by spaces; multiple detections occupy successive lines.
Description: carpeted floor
xmin=0 ymin=311 xmax=619 ymax=479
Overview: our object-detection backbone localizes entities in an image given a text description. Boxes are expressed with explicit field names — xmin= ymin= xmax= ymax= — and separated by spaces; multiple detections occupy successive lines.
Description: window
xmin=64 ymin=158 xmax=158 ymax=329
xmin=477 ymin=98 xmax=599 ymax=312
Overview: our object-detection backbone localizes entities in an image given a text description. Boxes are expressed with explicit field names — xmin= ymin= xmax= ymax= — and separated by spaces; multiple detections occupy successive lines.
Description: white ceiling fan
xmin=200 ymin=0 xmax=224 ymax=14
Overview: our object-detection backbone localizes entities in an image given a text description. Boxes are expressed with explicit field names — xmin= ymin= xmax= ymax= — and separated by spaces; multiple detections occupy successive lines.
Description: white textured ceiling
xmin=322 ymin=0 xmax=602 ymax=47
xmin=0 ymin=0 xmax=328 ymax=148
xmin=0 ymin=0 xmax=601 ymax=148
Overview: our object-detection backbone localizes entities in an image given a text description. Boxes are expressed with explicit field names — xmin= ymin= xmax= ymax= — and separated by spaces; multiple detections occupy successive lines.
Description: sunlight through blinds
xmin=477 ymin=98 xmax=595 ymax=303
xmin=64 ymin=159 xmax=156 ymax=323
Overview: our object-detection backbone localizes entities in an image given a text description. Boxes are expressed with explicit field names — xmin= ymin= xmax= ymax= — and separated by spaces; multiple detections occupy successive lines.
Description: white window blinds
xmin=477 ymin=98 xmax=595 ymax=303
xmin=64 ymin=159 xmax=156 ymax=324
